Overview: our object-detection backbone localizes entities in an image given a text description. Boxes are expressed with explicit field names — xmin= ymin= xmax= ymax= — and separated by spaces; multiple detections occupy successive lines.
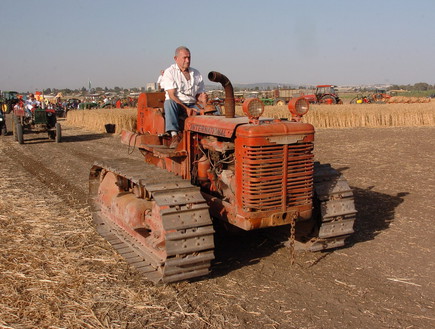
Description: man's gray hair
xmin=175 ymin=46 xmax=190 ymax=56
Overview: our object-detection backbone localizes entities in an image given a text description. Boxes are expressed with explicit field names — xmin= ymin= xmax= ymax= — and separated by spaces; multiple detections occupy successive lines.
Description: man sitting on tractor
xmin=25 ymin=93 xmax=40 ymax=117
xmin=160 ymin=46 xmax=206 ymax=149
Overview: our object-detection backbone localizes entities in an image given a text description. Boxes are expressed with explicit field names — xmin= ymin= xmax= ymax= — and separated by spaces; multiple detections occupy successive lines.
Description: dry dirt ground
xmin=0 ymin=115 xmax=434 ymax=329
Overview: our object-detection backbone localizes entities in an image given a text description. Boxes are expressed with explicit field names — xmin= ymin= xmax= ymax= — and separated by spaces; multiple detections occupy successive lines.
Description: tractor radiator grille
xmin=241 ymin=143 xmax=314 ymax=212
xmin=34 ymin=109 xmax=47 ymax=124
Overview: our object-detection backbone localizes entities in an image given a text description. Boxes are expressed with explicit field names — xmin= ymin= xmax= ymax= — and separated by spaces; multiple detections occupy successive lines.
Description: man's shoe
xmin=169 ymin=134 xmax=181 ymax=149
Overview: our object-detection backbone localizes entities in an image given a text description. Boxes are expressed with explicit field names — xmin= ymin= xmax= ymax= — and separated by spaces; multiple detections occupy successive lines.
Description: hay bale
xmin=65 ymin=108 xmax=137 ymax=134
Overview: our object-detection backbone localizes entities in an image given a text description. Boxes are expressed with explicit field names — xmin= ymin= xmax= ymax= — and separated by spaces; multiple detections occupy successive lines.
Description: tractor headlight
xmin=288 ymin=97 xmax=309 ymax=117
xmin=242 ymin=98 xmax=264 ymax=120
xmin=0 ymin=117 xmax=3 ymax=122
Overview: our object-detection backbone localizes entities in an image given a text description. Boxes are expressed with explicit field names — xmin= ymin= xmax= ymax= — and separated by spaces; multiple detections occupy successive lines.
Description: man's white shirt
xmin=161 ymin=64 xmax=205 ymax=103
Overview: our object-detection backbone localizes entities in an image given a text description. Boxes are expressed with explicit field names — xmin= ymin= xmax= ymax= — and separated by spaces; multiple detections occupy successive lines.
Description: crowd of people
xmin=11 ymin=92 xmax=139 ymax=118
xmin=13 ymin=93 xmax=78 ymax=118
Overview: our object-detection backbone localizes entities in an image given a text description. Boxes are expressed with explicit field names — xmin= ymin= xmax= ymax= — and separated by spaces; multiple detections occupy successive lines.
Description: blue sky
xmin=1 ymin=0 xmax=434 ymax=92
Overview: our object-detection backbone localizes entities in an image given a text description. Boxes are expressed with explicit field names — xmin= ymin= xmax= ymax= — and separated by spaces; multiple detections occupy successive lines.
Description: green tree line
xmin=389 ymin=82 xmax=434 ymax=91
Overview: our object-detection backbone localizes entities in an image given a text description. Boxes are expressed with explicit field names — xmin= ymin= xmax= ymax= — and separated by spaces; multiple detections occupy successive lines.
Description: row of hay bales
xmin=64 ymin=102 xmax=435 ymax=133
xmin=305 ymin=103 xmax=434 ymax=128
xmin=385 ymin=96 xmax=431 ymax=103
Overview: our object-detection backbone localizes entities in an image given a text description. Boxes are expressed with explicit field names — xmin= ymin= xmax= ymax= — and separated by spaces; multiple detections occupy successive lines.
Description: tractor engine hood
xmin=185 ymin=115 xmax=314 ymax=140
xmin=185 ymin=116 xmax=249 ymax=138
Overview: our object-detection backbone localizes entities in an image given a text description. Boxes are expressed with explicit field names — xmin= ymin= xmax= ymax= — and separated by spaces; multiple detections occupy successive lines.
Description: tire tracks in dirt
xmin=1 ymin=120 xmax=143 ymax=211
xmin=3 ymin=144 xmax=88 ymax=209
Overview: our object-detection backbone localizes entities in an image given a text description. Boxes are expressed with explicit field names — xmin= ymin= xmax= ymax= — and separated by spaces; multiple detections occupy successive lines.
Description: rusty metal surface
xmin=89 ymin=158 xmax=215 ymax=284
xmin=235 ymin=120 xmax=315 ymax=139
xmin=207 ymin=71 xmax=235 ymax=118
xmin=136 ymin=102 xmax=165 ymax=135
xmin=234 ymin=134 xmax=315 ymax=229
xmin=185 ymin=115 xmax=249 ymax=138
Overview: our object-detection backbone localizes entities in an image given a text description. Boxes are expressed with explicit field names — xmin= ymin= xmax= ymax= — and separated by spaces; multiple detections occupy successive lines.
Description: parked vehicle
xmin=260 ymin=97 xmax=275 ymax=105
xmin=350 ymin=89 xmax=392 ymax=104
xmin=65 ymin=98 xmax=81 ymax=111
xmin=369 ymin=89 xmax=391 ymax=103
xmin=272 ymin=89 xmax=298 ymax=105
xmin=350 ymin=94 xmax=372 ymax=104
xmin=303 ymin=85 xmax=343 ymax=104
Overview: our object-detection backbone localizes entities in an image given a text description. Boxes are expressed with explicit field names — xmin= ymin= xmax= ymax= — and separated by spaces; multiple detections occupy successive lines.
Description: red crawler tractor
xmin=89 ymin=72 xmax=356 ymax=284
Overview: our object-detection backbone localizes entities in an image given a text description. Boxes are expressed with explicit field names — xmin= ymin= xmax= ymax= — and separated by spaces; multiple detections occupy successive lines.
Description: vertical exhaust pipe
xmin=208 ymin=71 xmax=235 ymax=118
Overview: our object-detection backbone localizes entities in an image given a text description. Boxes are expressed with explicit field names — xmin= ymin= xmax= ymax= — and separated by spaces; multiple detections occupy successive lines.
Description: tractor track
xmin=89 ymin=158 xmax=215 ymax=284
xmin=2 ymin=144 xmax=88 ymax=209
xmin=1 ymin=116 xmax=144 ymax=209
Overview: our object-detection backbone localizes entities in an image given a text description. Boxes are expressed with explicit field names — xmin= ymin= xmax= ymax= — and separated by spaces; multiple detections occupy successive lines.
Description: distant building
xmin=146 ymin=82 xmax=158 ymax=92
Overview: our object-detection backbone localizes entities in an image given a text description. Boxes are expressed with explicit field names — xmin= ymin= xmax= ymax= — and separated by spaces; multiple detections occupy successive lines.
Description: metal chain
xmin=289 ymin=218 xmax=296 ymax=265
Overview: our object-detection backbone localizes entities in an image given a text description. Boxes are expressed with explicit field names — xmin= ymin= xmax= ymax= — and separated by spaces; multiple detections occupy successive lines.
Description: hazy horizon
xmin=1 ymin=0 xmax=434 ymax=92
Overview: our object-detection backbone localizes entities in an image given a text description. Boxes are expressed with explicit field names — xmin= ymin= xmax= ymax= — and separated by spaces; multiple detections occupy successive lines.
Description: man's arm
xmin=167 ymin=89 xmax=190 ymax=111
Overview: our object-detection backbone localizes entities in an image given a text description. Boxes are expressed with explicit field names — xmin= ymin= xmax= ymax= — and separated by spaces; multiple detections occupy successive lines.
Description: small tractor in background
xmin=350 ymin=89 xmax=392 ymax=104
xmin=369 ymin=89 xmax=391 ymax=103
xmin=12 ymin=103 xmax=62 ymax=144
xmin=1 ymin=91 xmax=20 ymax=114
xmin=303 ymin=85 xmax=343 ymax=104
xmin=259 ymin=97 xmax=275 ymax=105
xmin=350 ymin=94 xmax=372 ymax=104
xmin=89 ymin=71 xmax=356 ymax=284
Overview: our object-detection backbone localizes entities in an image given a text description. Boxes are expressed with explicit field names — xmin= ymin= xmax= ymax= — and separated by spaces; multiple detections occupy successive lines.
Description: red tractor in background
xmin=369 ymin=89 xmax=391 ymax=103
xmin=89 ymin=72 xmax=356 ymax=284
xmin=303 ymin=85 xmax=343 ymax=104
